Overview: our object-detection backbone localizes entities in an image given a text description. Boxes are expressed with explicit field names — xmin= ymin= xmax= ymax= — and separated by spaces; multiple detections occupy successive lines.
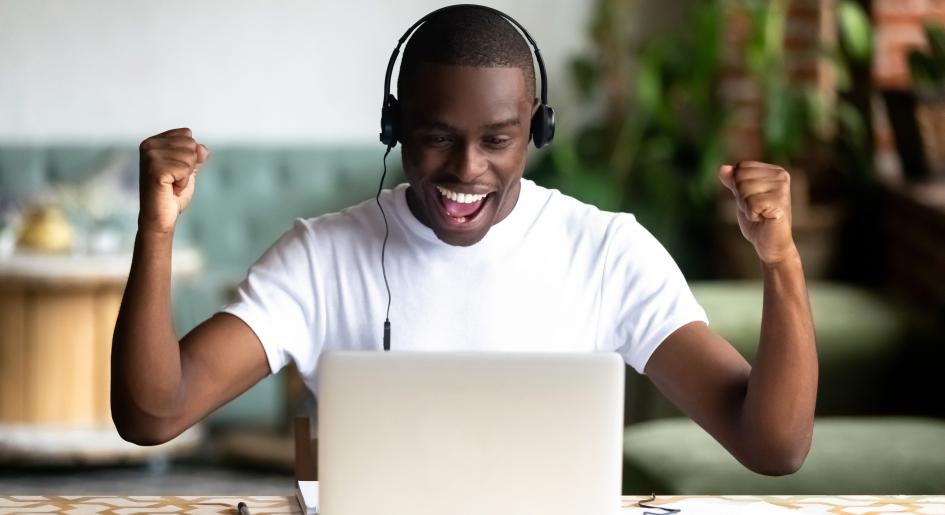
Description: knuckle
xmin=165 ymin=161 xmax=190 ymax=176
xmin=170 ymin=135 xmax=196 ymax=148
xmin=142 ymin=148 xmax=160 ymax=165
xmin=746 ymin=194 xmax=766 ymax=208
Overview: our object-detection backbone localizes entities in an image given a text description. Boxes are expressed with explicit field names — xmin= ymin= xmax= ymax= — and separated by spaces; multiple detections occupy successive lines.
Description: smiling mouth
xmin=433 ymin=185 xmax=491 ymax=224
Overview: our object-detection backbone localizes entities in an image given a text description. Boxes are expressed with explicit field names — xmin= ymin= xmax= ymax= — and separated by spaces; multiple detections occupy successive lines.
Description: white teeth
xmin=435 ymin=186 xmax=487 ymax=204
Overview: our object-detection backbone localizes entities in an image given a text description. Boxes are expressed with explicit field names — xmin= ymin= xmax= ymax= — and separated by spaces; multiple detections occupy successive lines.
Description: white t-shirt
xmin=221 ymin=178 xmax=707 ymax=394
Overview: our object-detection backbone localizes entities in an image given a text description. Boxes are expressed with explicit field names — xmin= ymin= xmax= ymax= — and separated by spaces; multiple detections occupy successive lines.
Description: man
xmin=112 ymin=7 xmax=816 ymax=476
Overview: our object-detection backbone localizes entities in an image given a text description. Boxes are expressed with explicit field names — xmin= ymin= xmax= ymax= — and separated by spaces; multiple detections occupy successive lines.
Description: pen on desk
xmin=237 ymin=501 xmax=251 ymax=515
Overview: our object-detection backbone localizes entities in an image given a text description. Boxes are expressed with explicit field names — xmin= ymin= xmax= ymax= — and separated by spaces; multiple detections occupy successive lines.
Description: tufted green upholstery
xmin=170 ymin=146 xmax=403 ymax=334
xmin=1 ymin=144 xmax=401 ymax=320
xmin=623 ymin=416 xmax=945 ymax=494
xmin=0 ymin=144 xmax=403 ymax=429
xmin=626 ymin=280 xmax=921 ymax=424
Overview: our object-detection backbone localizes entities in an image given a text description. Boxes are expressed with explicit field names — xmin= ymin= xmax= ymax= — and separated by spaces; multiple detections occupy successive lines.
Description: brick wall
xmin=874 ymin=0 xmax=945 ymax=89
xmin=720 ymin=0 xmax=945 ymax=178
xmin=873 ymin=0 xmax=945 ymax=179
xmin=720 ymin=0 xmax=834 ymax=163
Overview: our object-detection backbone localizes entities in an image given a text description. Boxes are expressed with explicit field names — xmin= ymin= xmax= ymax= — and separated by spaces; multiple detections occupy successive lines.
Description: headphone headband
xmin=380 ymin=4 xmax=555 ymax=149
xmin=382 ymin=4 xmax=549 ymax=111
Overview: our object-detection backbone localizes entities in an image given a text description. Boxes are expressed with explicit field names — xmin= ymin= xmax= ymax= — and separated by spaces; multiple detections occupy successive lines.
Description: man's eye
xmin=484 ymin=137 xmax=512 ymax=147
xmin=424 ymin=135 xmax=451 ymax=145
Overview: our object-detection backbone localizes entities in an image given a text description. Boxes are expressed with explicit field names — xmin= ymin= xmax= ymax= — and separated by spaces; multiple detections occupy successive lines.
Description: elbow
xmin=114 ymin=423 xmax=173 ymax=447
xmin=742 ymin=435 xmax=812 ymax=476
xmin=114 ymin=415 xmax=179 ymax=446
xmin=111 ymin=399 xmax=181 ymax=446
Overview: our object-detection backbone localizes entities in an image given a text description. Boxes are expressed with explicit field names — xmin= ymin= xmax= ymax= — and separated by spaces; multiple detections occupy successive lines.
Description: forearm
xmin=111 ymin=228 xmax=184 ymax=423
xmin=738 ymin=250 xmax=818 ymax=472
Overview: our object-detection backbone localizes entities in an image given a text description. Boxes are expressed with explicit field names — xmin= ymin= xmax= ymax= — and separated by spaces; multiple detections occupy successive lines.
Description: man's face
xmin=400 ymin=63 xmax=536 ymax=247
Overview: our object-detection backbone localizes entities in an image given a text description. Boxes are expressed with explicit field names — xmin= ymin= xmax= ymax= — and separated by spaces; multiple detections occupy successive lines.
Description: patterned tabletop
xmin=1 ymin=494 xmax=943 ymax=514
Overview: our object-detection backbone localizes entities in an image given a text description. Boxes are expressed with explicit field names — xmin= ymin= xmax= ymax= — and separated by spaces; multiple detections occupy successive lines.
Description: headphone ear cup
xmin=380 ymin=95 xmax=400 ymax=147
xmin=530 ymin=104 xmax=556 ymax=148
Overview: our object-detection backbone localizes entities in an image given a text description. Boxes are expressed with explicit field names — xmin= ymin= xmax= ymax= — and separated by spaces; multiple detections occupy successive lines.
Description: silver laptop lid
xmin=317 ymin=351 xmax=625 ymax=515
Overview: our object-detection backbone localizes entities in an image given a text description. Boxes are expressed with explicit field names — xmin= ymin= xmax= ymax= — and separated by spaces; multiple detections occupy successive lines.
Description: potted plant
xmin=715 ymin=0 xmax=873 ymax=278
xmin=529 ymin=0 xmax=728 ymax=278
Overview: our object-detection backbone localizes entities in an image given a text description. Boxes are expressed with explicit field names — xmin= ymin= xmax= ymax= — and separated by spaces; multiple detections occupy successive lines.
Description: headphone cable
xmin=377 ymin=145 xmax=393 ymax=351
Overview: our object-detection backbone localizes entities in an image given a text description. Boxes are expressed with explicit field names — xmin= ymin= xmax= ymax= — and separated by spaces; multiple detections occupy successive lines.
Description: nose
xmin=450 ymin=142 xmax=488 ymax=182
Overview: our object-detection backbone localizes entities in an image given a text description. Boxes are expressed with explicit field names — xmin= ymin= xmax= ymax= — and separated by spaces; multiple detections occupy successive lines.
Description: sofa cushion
xmin=623 ymin=416 xmax=945 ymax=494
xmin=626 ymin=281 xmax=916 ymax=423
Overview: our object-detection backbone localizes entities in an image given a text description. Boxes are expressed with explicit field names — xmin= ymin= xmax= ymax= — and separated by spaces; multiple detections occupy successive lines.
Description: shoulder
xmin=526 ymin=181 xmax=676 ymax=275
xmin=524 ymin=179 xmax=645 ymax=245
xmin=292 ymin=187 xmax=397 ymax=246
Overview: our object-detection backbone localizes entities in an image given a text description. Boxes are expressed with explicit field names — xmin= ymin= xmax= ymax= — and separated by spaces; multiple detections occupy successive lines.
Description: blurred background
xmin=0 ymin=0 xmax=943 ymax=497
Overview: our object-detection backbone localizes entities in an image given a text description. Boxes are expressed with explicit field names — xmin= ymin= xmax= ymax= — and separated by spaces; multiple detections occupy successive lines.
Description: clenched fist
xmin=138 ymin=128 xmax=209 ymax=234
xmin=719 ymin=161 xmax=799 ymax=266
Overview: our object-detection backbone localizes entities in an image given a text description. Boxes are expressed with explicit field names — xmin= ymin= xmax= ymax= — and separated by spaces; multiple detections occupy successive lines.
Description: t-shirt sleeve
xmin=219 ymin=218 xmax=318 ymax=375
xmin=603 ymin=214 xmax=708 ymax=374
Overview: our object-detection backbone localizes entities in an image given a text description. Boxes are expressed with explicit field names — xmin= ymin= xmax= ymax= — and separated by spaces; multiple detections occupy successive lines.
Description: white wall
xmin=0 ymin=0 xmax=592 ymax=144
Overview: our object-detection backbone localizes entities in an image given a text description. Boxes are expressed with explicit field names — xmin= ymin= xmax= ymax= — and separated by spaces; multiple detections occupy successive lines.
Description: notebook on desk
xmin=313 ymin=351 xmax=625 ymax=515
xmin=295 ymin=480 xmax=318 ymax=515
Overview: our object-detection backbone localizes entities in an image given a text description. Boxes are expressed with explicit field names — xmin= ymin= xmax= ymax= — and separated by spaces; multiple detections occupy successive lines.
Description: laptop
xmin=315 ymin=351 xmax=625 ymax=515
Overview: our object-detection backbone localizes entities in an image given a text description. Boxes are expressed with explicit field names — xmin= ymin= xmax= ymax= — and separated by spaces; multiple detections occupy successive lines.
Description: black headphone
xmin=379 ymin=4 xmax=556 ymax=149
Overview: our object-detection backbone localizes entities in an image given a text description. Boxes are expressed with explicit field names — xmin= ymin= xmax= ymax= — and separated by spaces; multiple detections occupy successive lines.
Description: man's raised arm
xmin=644 ymin=161 xmax=817 ymax=476
xmin=111 ymin=128 xmax=270 ymax=445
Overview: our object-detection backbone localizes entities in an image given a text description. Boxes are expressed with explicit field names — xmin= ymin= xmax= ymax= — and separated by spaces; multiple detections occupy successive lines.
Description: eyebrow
xmin=416 ymin=117 xmax=521 ymax=132
xmin=482 ymin=117 xmax=520 ymax=131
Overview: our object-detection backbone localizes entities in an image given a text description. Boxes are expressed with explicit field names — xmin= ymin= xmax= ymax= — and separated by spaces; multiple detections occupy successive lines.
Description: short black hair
xmin=396 ymin=7 xmax=536 ymax=102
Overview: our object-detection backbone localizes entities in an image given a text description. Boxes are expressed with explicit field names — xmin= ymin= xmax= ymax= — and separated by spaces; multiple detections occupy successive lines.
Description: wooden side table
xmin=0 ymin=249 xmax=201 ymax=463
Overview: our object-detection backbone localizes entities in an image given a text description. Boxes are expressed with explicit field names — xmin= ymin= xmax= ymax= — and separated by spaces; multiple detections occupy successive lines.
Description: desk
xmin=1 ymin=495 xmax=942 ymax=514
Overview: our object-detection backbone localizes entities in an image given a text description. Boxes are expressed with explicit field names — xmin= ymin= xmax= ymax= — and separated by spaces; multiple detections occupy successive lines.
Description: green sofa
xmin=626 ymin=281 xmax=932 ymax=423
xmin=4 ymin=146 xmax=942 ymax=490
xmin=624 ymin=416 xmax=945 ymax=494
xmin=623 ymin=280 xmax=945 ymax=494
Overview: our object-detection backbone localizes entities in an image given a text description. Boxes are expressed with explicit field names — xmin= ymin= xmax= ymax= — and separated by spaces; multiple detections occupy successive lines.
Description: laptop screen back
xmin=317 ymin=351 xmax=625 ymax=515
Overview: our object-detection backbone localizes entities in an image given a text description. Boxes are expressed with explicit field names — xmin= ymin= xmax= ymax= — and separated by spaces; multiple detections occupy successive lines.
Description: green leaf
xmin=636 ymin=51 xmax=663 ymax=115
xmin=924 ymin=24 xmax=945 ymax=71
xmin=803 ymin=88 xmax=830 ymax=141
xmin=908 ymin=50 xmax=937 ymax=88
xmin=838 ymin=0 xmax=872 ymax=62
xmin=762 ymin=0 xmax=786 ymax=64
xmin=549 ymin=135 xmax=582 ymax=178
xmin=837 ymin=100 xmax=867 ymax=151
xmin=570 ymin=56 xmax=598 ymax=100
xmin=555 ymin=168 xmax=622 ymax=212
